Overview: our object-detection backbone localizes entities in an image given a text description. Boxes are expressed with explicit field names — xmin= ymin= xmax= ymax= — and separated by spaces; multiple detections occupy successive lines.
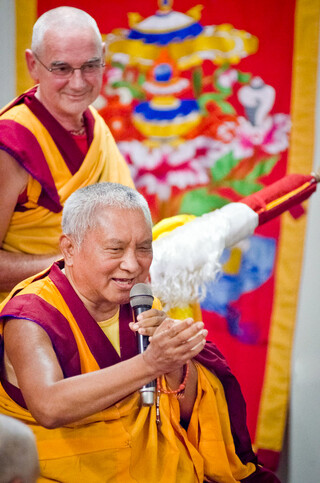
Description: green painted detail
xmin=179 ymin=188 xmax=229 ymax=216
xmin=210 ymin=151 xmax=238 ymax=182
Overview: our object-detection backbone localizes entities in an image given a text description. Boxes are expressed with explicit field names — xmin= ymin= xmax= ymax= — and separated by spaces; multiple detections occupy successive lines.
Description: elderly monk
xmin=0 ymin=7 xmax=134 ymax=301
xmin=0 ymin=183 xmax=280 ymax=483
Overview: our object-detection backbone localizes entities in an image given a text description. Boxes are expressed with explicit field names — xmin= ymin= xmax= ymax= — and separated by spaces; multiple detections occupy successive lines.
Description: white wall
xmin=289 ymin=30 xmax=320 ymax=482
xmin=0 ymin=3 xmax=319 ymax=482
xmin=0 ymin=0 xmax=15 ymax=106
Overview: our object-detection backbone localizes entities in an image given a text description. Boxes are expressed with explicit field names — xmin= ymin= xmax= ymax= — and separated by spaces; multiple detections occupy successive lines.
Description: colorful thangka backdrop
xmin=18 ymin=0 xmax=320 ymax=470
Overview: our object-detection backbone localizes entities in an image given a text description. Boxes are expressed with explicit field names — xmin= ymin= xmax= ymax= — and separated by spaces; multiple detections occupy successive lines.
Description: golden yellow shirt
xmin=98 ymin=310 xmax=121 ymax=356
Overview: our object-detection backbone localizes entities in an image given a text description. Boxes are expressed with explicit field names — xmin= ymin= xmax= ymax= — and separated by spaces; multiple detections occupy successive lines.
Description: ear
xmin=59 ymin=234 xmax=76 ymax=267
xmin=25 ymin=49 xmax=40 ymax=82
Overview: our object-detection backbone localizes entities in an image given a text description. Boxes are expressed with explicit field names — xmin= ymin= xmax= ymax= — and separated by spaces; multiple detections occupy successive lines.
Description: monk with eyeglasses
xmin=0 ymin=6 xmax=134 ymax=302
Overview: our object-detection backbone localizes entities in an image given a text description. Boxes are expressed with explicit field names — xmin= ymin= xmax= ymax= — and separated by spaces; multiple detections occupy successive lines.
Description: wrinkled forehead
xmin=39 ymin=25 xmax=103 ymax=59
xmin=93 ymin=205 xmax=152 ymax=237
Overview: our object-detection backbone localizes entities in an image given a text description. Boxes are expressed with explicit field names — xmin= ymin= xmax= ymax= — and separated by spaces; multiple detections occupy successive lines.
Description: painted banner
xmin=17 ymin=0 xmax=320 ymax=470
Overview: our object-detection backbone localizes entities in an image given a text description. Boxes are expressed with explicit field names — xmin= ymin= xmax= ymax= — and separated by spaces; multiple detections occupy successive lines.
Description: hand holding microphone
xmin=130 ymin=283 xmax=208 ymax=407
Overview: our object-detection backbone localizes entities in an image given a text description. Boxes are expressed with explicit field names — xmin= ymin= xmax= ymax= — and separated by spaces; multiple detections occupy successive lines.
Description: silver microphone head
xmin=129 ymin=283 xmax=154 ymax=309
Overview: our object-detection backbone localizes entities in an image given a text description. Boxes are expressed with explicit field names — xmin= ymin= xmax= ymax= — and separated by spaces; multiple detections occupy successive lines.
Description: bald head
xmin=31 ymin=7 xmax=102 ymax=54
xmin=0 ymin=415 xmax=39 ymax=483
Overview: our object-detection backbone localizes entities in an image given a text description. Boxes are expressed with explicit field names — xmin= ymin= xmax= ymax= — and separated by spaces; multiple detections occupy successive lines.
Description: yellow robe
xmin=0 ymin=97 xmax=134 ymax=301
xmin=0 ymin=265 xmax=256 ymax=482
xmin=0 ymin=368 xmax=256 ymax=483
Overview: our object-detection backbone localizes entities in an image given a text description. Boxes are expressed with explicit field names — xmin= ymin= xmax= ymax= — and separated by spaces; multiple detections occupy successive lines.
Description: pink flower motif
xmin=217 ymin=68 xmax=238 ymax=89
xmin=119 ymin=138 xmax=229 ymax=200
xmin=234 ymin=114 xmax=291 ymax=158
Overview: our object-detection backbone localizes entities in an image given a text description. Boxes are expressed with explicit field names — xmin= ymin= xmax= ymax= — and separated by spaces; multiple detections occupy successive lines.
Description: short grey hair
xmin=0 ymin=414 xmax=39 ymax=483
xmin=32 ymin=6 xmax=102 ymax=54
xmin=62 ymin=183 xmax=152 ymax=246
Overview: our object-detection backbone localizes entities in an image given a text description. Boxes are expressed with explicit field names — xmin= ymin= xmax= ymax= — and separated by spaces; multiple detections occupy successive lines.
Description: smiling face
xmin=61 ymin=206 xmax=153 ymax=320
xmin=26 ymin=26 xmax=104 ymax=128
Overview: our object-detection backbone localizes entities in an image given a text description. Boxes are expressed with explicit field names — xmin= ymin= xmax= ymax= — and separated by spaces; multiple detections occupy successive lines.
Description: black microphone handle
xmin=132 ymin=305 xmax=156 ymax=406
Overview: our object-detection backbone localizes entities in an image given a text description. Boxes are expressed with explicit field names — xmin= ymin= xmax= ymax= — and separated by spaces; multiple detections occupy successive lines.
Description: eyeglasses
xmin=33 ymin=52 xmax=105 ymax=78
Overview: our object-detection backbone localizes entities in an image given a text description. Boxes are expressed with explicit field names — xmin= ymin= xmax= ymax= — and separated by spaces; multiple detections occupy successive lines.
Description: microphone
xmin=130 ymin=283 xmax=156 ymax=406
